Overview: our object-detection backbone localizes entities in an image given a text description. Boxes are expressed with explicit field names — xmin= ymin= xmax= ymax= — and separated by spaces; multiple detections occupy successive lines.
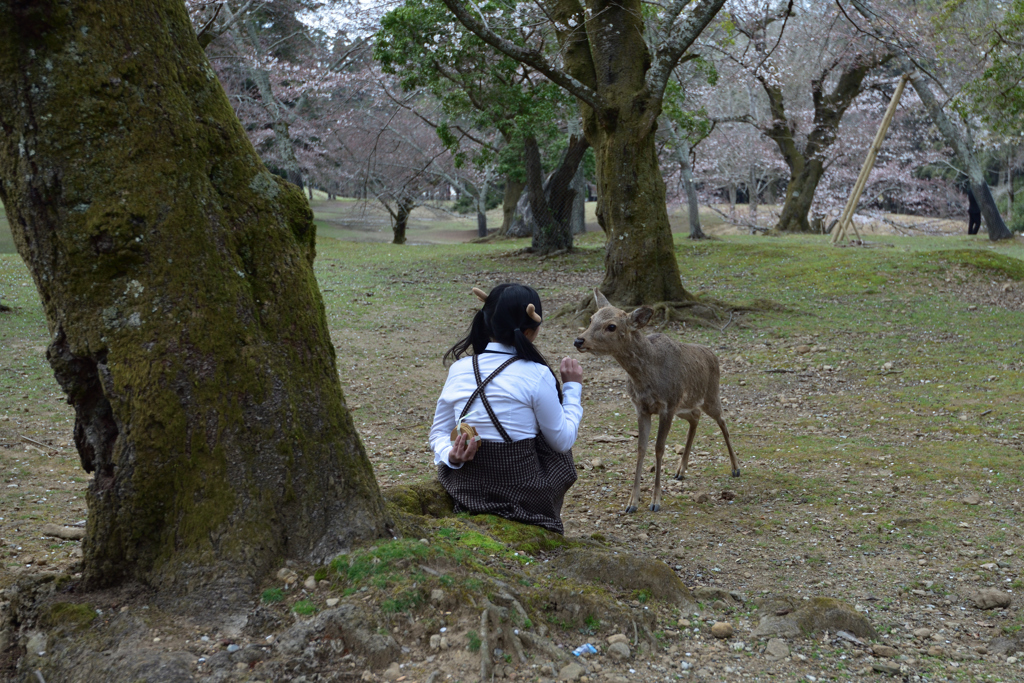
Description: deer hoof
xmin=649 ymin=503 xmax=660 ymax=512
xmin=732 ymin=468 xmax=741 ymax=478
xmin=673 ymin=473 xmax=686 ymax=481
xmin=625 ymin=505 xmax=638 ymax=513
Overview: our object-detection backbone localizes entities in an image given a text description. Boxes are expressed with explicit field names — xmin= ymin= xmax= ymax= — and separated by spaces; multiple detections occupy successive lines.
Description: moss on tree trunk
xmin=556 ymin=0 xmax=692 ymax=306
xmin=0 ymin=0 xmax=389 ymax=599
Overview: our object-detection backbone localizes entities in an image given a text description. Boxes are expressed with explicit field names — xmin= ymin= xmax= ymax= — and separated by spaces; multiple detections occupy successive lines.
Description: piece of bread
xmin=450 ymin=422 xmax=479 ymax=444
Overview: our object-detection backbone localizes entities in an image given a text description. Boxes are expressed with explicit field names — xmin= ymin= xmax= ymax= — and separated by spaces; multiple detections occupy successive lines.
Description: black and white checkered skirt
xmin=437 ymin=435 xmax=576 ymax=534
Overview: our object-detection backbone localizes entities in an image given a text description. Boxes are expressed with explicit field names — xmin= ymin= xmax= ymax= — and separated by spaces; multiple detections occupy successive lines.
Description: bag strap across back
xmin=459 ymin=355 xmax=518 ymax=443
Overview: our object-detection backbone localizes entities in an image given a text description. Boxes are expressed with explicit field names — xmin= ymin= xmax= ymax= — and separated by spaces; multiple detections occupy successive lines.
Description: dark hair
xmin=444 ymin=283 xmax=563 ymax=402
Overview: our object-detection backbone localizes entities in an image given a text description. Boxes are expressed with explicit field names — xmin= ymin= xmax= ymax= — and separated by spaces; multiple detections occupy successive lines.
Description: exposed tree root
xmin=477 ymin=594 xmax=569 ymax=682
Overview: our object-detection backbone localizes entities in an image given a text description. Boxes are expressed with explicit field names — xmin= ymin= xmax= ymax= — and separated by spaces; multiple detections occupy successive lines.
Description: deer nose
xmin=573 ymin=337 xmax=585 ymax=350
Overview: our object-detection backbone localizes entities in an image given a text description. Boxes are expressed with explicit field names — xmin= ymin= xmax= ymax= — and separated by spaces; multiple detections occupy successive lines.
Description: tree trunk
xmin=392 ymin=197 xmax=415 ymax=244
xmin=749 ymin=166 xmax=759 ymax=216
xmin=590 ymin=119 xmax=689 ymax=305
xmin=665 ymin=122 xmax=705 ymax=240
xmin=500 ymin=174 xmax=526 ymax=235
xmin=907 ymin=69 xmax=1012 ymax=241
xmin=0 ymin=0 xmax=388 ymax=599
xmin=570 ymin=163 xmax=587 ymax=235
xmin=776 ymin=160 xmax=825 ymax=233
xmin=727 ymin=181 xmax=737 ymax=216
xmin=525 ymin=135 xmax=589 ymax=254
xmin=475 ymin=165 xmax=493 ymax=238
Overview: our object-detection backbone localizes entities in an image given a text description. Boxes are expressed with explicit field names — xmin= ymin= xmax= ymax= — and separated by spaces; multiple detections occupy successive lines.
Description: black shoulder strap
xmin=459 ymin=355 xmax=518 ymax=443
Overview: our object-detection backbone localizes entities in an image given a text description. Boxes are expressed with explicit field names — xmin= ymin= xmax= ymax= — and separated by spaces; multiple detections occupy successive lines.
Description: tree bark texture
xmin=500 ymin=175 xmax=526 ymax=235
xmin=906 ymin=69 xmax=1012 ymax=241
xmin=393 ymin=196 xmax=415 ymax=244
xmin=554 ymin=0 xmax=698 ymax=305
xmin=524 ymin=135 xmax=589 ymax=253
xmin=761 ymin=53 xmax=891 ymax=233
xmin=0 ymin=0 xmax=388 ymax=598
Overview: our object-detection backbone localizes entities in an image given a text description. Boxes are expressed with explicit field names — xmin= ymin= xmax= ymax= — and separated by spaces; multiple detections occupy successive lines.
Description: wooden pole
xmin=832 ymin=74 xmax=910 ymax=244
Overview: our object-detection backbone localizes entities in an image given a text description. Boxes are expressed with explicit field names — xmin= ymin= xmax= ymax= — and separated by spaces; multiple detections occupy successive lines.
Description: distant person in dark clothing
xmin=967 ymin=188 xmax=982 ymax=235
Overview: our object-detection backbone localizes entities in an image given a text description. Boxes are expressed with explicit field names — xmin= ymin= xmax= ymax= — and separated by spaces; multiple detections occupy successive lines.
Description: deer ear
xmin=629 ymin=306 xmax=654 ymax=330
xmin=593 ymin=289 xmax=611 ymax=309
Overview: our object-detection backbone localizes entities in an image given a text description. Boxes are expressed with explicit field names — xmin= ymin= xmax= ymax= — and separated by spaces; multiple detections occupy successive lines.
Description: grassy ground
xmin=3 ymin=201 xmax=1024 ymax=681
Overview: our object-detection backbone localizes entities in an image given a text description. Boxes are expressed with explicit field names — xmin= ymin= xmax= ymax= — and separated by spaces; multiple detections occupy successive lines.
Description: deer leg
xmin=717 ymin=418 xmax=740 ymax=477
xmin=673 ymin=411 xmax=700 ymax=481
xmin=626 ymin=412 xmax=652 ymax=513
xmin=650 ymin=413 xmax=673 ymax=511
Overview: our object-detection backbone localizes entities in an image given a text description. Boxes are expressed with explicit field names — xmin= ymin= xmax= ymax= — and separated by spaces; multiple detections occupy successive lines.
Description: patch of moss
xmin=924 ymin=249 xmax=1024 ymax=281
xmin=457 ymin=529 xmax=506 ymax=554
xmin=43 ymin=602 xmax=97 ymax=631
xmin=292 ymin=599 xmax=317 ymax=616
xmin=467 ymin=515 xmax=574 ymax=554
xmin=261 ymin=588 xmax=284 ymax=604
xmin=383 ymin=479 xmax=454 ymax=518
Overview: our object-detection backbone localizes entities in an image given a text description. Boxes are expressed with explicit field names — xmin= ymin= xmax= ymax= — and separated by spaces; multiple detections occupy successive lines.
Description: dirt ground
xmin=2 ymin=225 xmax=1024 ymax=682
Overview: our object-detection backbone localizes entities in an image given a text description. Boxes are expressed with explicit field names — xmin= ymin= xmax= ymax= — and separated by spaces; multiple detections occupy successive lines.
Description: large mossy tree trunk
xmin=439 ymin=0 xmax=725 ymax=306
xmin=589 ymin=117 xmax=688 ymax=304
xmin=557 ymin=0 xmax=709 ymax=306
xmin=0 ymin=0 xmax=389 ymax=600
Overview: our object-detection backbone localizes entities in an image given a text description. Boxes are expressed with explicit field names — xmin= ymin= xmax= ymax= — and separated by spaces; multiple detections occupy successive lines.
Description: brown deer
xmin=573 ymin=290 xmax=739 ymax=512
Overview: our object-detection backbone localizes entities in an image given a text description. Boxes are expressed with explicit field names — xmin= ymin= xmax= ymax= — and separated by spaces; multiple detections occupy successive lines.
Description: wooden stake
xmin=832 ymin=74 xmax=910 ymax=244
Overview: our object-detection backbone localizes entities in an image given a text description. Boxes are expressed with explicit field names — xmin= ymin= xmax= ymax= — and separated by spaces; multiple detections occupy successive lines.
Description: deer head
xmin=574 ymin=289 xmax=654 ymax=355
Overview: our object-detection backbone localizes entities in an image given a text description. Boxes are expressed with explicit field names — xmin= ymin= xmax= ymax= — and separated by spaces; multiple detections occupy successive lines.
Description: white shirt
xmin=430 ymin=343 xmax=583 ymax=469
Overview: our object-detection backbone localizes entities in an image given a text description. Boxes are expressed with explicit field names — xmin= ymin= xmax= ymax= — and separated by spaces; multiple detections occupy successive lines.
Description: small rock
xmin=226 ymin=644 xmax=240 ymax=653
xmin=729 ymin=641 xmax=745 ymax=652
xmin=912 ymin=628 xmax=932 ymax=639
xmin=873 ymin=645 xmax=898 ymax=658
xmin=711 ymin=622 xmax=733 ymax=639
xmin=606 ymin=641 xmax=630 ymax=661
xmin=795 ymin=345 xmax=811 ymax=354
xmin=540 ymin=664 xmax=555 ymax=676
xmin=764 ymin=638 xmax=789 ymax=659
xmin=927 ymin=646 xmax=944 ymax=657
xmin=383 ymin=662 xmax=402 ymax=681
xmin=677 ymin=619 xmax=691 ymax=628
xmin=963 ymin=495 xmax=982 ymax=505
xmin=590 ymin=458 xmax=604 ymax=469
xmin=326 ymin=598 xmax=339 ymax=607
xmin=872 ymin=661 xmax=901 ymax=675
xmin=439 ymin=636 xmax=449 ymax=650
xmin=429 ymin=635 xmax=441 ymax=650
xmin=430 ymin=589 xmax=445 ymax=604
xmin=303 ymin=576 xmax=317 ymax=591
xmin=41 ymin=524 xmax=86 ymax=541
xmin=558 ymin=662 xmax=584 ymax=681
xmin=693 ymin=493 xmax=710 ymax=504
xmin=970 ymin=588 xmax=1012 ymax=610
xmin=606 ymin=633 xmax=629 ymax=645
xmin=361 ymin=671 xmax=375 ymax=683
